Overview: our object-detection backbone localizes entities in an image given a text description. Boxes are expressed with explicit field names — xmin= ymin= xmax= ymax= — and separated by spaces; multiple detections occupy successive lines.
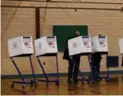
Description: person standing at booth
xmin=63 ymin=31 xmax=81 ymax=89
xmin=91 ymin=34 xmax=102 ymax=81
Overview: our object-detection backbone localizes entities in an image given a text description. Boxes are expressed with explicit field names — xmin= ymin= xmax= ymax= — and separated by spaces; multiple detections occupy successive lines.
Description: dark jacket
xmin=91 ymin=52 xmax=102 ymax=64
xmin=63 ymin=39 xmax=69 ymax=60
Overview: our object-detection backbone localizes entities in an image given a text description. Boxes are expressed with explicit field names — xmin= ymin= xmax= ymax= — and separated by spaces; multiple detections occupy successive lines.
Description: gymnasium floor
xmin=1 ymin=74 xmax=123 ymax=95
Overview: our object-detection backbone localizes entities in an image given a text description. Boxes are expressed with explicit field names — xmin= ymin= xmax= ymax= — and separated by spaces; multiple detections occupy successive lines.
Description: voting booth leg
xmin=29 ymin=56 xmax=38 ymax=88
xmin=37 ymin=56 xmax=59 ymax=87
xmin=98 ymin=68 xmax=110 ymax=81
xmin=56 ymin=55 xmax=60 ymax=86
xmin=10 ymin=57 xmax=31 ymax=90
xmin=78 ymin=56 xmax=91 ymax=84
xmin=97 ymin=54 xmax=111 ymax=82
xmin=37 ymin=57 xmax=49 ymax=86
xmin=106 ymin=68 xmax=110 ymax=81
xmin=78 ymin=69 xmax=90 ymax=84
xmin=10 ymin=56 xmax=37 ymax=89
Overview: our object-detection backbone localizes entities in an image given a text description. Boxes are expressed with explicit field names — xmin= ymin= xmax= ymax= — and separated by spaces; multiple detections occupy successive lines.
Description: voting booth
xmin=119 ymin=38 xmax=123 ymax=66
xmin=91 ymin=35 xmax=108 ymax=53
xmin=91 ymin=35 xmax=110 ymax=81
xmin=119 ymin=38 xmax=123 ymax=54
xmin=8 ymin=36 xmax=34 ymax=57
xmin=68 ymin=36 xmax=92 ymax=56
xmin=34 ymin=36 xmax=59 ymax=86
xmin=8 ymin=36 xmax=36 ymax=90
xmin=35 ymin=36 xmax=58 ymax=56
xmin=68 ymin=36 xmax=92 ymax=83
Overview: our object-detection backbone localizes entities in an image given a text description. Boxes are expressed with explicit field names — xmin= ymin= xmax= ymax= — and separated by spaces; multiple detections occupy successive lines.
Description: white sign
xmin=83 ymin=37 xmax=91 ymax=48
xmin=23 ymin=37 xmax=32 ymax=48
xmin=47 ymin=37 xmax=56 ymax=48
xmin=98 ymin=36 xmax=106 ymax=48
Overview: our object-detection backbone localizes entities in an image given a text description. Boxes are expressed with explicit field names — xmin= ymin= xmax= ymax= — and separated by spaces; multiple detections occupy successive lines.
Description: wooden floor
xmin=1 ymin=74 xmax=123 ymax=95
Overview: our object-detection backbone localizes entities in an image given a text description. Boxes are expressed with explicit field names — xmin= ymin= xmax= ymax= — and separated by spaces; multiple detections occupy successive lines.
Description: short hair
xmin=75 ymin=31 xmax=80 ymax=37
xmin=98 ymin=34 xmax=102 ymax=36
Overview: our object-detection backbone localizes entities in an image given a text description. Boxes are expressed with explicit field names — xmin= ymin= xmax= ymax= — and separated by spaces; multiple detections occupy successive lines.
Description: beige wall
xmin=1 ymin=0 xmax=123 ymax=75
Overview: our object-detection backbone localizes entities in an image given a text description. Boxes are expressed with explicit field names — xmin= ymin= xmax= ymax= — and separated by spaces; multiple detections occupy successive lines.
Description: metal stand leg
xmin=87 ymin=56 xmax=95 ymax=82
xmin=29 ymin=56 xmax=37 ymax=88
xmin=10 ymin=57 xmax=30 ymax=90
xmin=55 ymin=55 xmax=60 ymax=86
xmin=98 ymin=54 xmax=110 ymax=81
xmin=37 ymin=55 xmax=59 ymax=87
xmin=106 ymin=67 xmax=110 ymax=81
xmin=37 ymin=57 xmax=49 ymax=82
xmin=78 ymin=69 xmax=90 ymax=84
xmin=11 ymin=57 xmax=26 ymax=83
xmin=10 ymin=56 xmax=36 ymax=90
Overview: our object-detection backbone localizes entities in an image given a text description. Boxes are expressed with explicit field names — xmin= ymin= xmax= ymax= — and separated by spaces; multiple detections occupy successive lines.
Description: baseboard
xmin=1 ymin=70 xmax=123 ymax=79
xmin=1 ymin=73 xmax=67 ymax=79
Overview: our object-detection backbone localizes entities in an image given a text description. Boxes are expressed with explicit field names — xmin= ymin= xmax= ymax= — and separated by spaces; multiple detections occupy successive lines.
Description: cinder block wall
xmin=1 ymin=0 xmax=123 ymax=75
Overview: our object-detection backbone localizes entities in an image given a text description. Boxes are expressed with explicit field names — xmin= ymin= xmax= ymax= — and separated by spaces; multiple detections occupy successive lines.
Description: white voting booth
xmin=8 ymin=36 xmax=34 ymax=57
xmin=91 ymin=36 xmax=108 ymax=53
xmin=119 ymin=38 xmax=123 ymax=66
xmin=68 ymin=36 xmax=92 ymax=56
xmin=68 ymin=35 xmax=109 ymax=83
xmin=35 ymin=36 xmax=58 ymax=56
xmin=34 ymin=36 xmax=59 ymax=86
xmin=91 ymin=36 xmax=110 ymax=81
xmin=119 ymin=38 xmax=123 ymax=54
xmin=8 ymin=36 xmax=36 ymax=89
xmin=68 ymin=36 xmax=92 ymax=83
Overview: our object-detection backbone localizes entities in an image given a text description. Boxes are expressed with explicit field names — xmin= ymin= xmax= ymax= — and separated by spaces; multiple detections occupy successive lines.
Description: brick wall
xmin=1 ymin=0 xmax=123 ymax=75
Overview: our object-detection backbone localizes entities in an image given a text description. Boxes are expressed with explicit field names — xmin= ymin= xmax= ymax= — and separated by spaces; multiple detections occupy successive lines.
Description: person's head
xmin=98 ymin=34 xmax=102 ymax=37
xmin=75 ymin=31 xmax=80 ymax=37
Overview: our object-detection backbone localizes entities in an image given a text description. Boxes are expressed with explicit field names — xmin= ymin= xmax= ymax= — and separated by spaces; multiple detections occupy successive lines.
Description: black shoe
xmin=74 ymin=78 xmax=79 ymax=84
xmin=68 ymin=79 xmax=72 ymax=84
xmin=95 ymin=77 xmax=101 ymax=82
xmin=68 ymin=84 xmax=76 ymax=90
xmin=73 ymin=83 xmax=78 ymax=88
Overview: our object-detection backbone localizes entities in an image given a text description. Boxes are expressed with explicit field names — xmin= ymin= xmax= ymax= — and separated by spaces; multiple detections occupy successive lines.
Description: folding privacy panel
xmin=8 ymin=36 xmax=34 ymax=57
xmin=35 ymin=36 xmax=58 ymax=56
xmin=68 ymin=36 xmax=92 ymax=56
xmin=91 ymin=36 xmax=108 ymax=53
xmin=119 ymin=38 xmax=123 ymax=54
xmin=119 ymin=38 xmax=123 ymax=66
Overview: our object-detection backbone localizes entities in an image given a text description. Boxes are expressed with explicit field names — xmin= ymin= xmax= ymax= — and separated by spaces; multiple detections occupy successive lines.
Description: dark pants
xmin=91 ymin=57 xmax=101 ymax=80
xmin=68 ymin=56 xmax=80 ymax=84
